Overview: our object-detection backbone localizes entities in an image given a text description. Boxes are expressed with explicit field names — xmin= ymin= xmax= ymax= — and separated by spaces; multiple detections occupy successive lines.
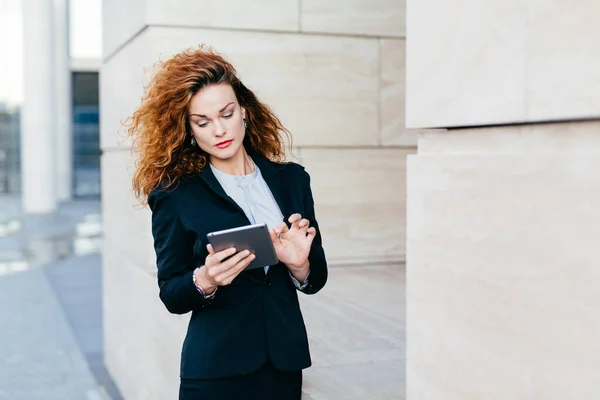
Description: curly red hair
xmin=126 ymin=46 xmax=291 ymax=204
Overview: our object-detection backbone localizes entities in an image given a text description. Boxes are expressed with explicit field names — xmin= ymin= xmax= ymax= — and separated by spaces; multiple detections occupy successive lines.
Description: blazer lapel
xmin=198 ymin=164 xmax=249 ymax=219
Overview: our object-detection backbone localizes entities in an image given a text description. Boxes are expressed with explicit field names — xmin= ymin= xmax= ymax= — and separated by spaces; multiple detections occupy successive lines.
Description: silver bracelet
xmin=192 ymin=267 xmax=217 ymax=299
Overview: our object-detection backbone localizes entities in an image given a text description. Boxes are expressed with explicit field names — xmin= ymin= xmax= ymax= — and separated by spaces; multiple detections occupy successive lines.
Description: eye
xmin=223 ymin=112 xmax=233 ymax=119
xmin=197 ymin=121 xmax=208 ymax=128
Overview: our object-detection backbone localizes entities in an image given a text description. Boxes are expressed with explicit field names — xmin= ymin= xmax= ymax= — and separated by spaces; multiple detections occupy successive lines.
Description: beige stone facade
xmin=406 ymin=0 xmax=600 ymax=398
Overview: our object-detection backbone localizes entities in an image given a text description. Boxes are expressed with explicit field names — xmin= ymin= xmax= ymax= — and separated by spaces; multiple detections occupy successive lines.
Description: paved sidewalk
xmin=44 ymin=254 xmax=122 ymax=399
xmin=0 ymin=196 xmax=121 ymax=399
xmin=300 ymin=265 xmax=405 ymax=399
xmin=0 ymin=267 xmax=108 ymax=400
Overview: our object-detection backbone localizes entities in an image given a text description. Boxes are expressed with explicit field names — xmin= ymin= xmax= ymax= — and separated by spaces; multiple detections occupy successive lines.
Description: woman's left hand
xmin=269 ymin=213 xmax=316 ymax=280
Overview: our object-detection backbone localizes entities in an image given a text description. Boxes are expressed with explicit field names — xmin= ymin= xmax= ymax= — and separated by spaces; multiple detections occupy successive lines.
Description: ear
xmin=241 ymin=106 xmax=246 ymax=119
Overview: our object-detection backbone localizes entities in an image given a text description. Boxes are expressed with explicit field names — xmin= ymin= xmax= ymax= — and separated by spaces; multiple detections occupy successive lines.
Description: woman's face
xmin=188 ymin=83 xmax=246 ymax=162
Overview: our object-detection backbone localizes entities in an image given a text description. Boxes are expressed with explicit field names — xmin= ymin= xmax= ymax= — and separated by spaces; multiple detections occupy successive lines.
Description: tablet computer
xmin=206 ymin=223 xmax=279 ymax=270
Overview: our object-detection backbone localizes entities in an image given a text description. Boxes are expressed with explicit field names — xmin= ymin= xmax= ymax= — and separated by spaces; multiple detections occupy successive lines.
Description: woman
xmin=127 ymin=46 xmax=328 ymax=399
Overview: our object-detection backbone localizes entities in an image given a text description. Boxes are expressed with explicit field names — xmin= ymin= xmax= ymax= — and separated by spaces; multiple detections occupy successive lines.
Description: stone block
xmin=526 ymin=0 xmax=600 ymax=120
xmin=147 ymin=0 xmax=300 ymax=32
xmin=101 ymin=26 xmax=380 ymax=149
xmin=407 ymin=151 xmax=600 ymax=398
xmin=103 ymin=245 xmax=187 ymax=400
xmin=102 ymin=0 xmax=145 ymax=59
xmin=418 ymin=121 xmax=600 ymax=155
xmin=406 ymin=0 xmax=527 ymax=128
xmin=101 ymin=150 xmax=155 ymax=273
xmin=380 ymin=38 xmax=418 ymax=147
xmin=301 ymin=0 xmax=405 ymax=37
xmin=300 ymin=147 xmax=414 ymax=265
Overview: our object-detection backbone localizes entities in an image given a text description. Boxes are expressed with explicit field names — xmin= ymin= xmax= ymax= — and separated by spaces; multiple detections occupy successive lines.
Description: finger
xmin=288 ymin=213 xmax=302 ymax=225
xmin=306 ymin=228 xmax=317 ymax=245
xmin=290 ymin=215 xmax=303 ymax=231
xmin=298 ymin=218 xmax=310 ymax=231
xmin=206 ymin=244 xmax=215 ymax=255
xmin=222 ymin=249 xmax=253 ymax=270
xmin=208 ymin=249 xmax=250 ymax=279
xmin=212 ymin=247 xmax=237 ymax=263
xmin=275 ymin=221 xmax=289 ymax=235
xmin=226 ymin=252 xmax=256 ymax=282
xmin=217 ymin=253 xmax=256 ymax=284
xmin=269 ymin=228 xmax=280 ymax=243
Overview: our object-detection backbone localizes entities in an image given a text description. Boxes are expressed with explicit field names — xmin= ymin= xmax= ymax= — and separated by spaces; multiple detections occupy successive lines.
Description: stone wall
xmin=406 ymin=0 xmax=600 ymax=398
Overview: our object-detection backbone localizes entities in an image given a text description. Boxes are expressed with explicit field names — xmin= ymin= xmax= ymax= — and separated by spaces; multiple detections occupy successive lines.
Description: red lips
xmin=216 ymin=140 xmax=233 ymax=149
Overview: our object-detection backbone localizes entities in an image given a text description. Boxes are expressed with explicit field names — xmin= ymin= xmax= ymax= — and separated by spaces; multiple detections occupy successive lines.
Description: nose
xmin=214 ymin=120 xmax=226 ymax=137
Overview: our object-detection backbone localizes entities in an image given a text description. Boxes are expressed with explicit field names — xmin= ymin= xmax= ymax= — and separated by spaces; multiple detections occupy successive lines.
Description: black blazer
xmin=148 ymin=153 xmax=328 ymax=380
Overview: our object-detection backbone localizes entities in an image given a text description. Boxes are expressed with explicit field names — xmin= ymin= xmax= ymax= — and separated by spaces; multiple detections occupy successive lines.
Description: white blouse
xmin=209 ymin=160 xmax=308 ymax=288
xmin=209 ymin=161 xmax=283 ymax=275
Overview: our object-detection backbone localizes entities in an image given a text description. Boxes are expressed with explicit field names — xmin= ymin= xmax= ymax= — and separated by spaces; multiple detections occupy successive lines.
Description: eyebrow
xmin=190 ymin=102 xmax=234 ymax=118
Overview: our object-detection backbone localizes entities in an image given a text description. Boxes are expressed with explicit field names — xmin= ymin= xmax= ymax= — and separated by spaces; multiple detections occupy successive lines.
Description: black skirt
xmin=179 ymin=359 xmax=302 ymax=400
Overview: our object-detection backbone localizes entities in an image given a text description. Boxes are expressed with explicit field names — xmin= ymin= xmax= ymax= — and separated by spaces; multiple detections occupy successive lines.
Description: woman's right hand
xmin=194 ymin=244 xmax=255 ymax=293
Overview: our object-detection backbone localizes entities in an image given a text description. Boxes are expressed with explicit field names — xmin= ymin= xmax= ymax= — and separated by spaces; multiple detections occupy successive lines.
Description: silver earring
xmin=243 ymin=119 xmax=247 ymax=129
xmin=190 ymin=137 xmax=196 ymax=146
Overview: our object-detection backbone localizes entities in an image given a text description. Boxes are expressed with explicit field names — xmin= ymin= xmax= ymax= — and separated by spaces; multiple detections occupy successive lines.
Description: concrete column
xmin=54 ymin=0 xmax=73 ymax=201
xmin=20 ymin=0 xmax=56 ymax=213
